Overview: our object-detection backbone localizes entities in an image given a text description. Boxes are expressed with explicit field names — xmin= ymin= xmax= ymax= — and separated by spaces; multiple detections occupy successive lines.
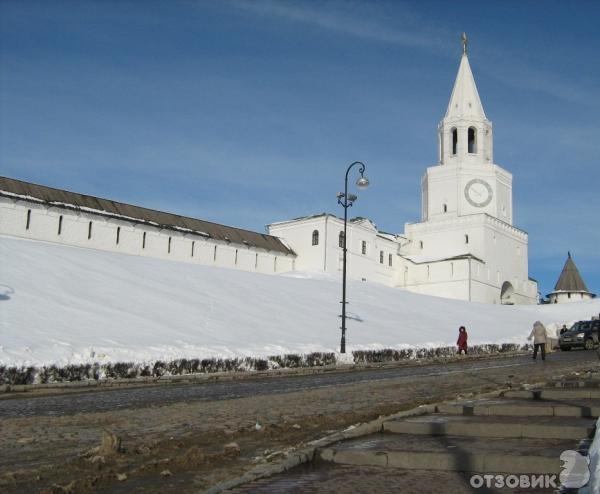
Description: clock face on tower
xmin=464 ymin=179 xmax=493 ymax=207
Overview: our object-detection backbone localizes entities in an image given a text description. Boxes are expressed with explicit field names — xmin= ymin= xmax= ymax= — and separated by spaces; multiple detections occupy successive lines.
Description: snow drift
xmin=1 ymin=235 xmax=599 ymax=368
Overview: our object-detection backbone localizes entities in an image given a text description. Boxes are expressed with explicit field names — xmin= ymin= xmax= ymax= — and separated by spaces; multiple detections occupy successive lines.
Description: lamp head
xmin=356 ymin=176 xmax=370 ymax=189
xmin=347 ymin=193 xmax=358 ymax=203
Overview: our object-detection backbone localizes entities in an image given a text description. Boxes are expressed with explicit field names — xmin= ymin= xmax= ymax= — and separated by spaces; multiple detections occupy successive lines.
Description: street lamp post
xmin=337 ymin=161 xmax=370 ymax=354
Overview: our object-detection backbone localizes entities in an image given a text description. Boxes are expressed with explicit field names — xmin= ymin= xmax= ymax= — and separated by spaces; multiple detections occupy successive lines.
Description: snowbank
xmin=1 ymin=235 xmax=599 ymax=367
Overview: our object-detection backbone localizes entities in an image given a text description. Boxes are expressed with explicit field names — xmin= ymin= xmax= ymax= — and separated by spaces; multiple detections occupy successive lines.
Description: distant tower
xmin=547 ymin=253 xmax=596 ymax=303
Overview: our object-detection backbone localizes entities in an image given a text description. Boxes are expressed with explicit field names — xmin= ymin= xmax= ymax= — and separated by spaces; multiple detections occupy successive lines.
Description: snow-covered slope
xmin=1 ymin=235 xmax=599 ymax=367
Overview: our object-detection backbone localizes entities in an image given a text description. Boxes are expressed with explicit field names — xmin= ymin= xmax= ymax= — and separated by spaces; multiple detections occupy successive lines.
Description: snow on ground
xmin=1 ymin=235 xmax=599 ymax=367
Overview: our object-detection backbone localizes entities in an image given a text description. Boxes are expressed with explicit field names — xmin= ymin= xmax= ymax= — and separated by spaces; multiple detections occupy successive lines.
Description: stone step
xmin=383 ymin=413 xmax=595 ymax=440
xmin=553 ymin=379 xmax=600 ymax=389
xmin=437 ymin=398 xmax=600 ymax=418
xmin=318 ymin=433 xmax=574 ymax=474
xmin=504 ymin=388 xmax=600 ymax=399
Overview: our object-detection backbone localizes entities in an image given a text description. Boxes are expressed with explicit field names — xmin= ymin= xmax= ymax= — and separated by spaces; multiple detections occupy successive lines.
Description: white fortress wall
xmin=0 ymin=195 xmax=295 ymax=274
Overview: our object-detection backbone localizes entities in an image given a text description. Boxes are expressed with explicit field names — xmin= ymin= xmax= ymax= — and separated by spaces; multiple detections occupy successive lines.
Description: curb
xmin=201 ymin=404 xmax=436 ymax=494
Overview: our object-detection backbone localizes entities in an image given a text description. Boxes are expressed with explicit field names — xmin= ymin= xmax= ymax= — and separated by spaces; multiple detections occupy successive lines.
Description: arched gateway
xmin=500 ymin=281 xmax=515 ymax=305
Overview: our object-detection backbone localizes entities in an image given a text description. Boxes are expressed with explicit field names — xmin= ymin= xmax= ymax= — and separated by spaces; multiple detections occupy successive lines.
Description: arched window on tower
xmin=338 ymin=231 xmax=344 ymax=248
xmin=312 ymin=230 xmax=319 ymax=246
xmin=468 ymin=127 xmax=477 ymax=154
xmin=451 ymin=128 xmax=458 ymax=155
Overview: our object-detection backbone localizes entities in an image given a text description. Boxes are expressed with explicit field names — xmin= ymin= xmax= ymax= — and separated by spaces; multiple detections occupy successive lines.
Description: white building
xmin=269 ymin=42 xmax=538 ymax=305
xmin=547 ymin=253 xmax=596 ymax=304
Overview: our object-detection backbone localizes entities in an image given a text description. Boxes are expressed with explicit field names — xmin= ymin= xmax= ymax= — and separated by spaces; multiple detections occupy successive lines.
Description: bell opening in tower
xmin=468 ymin=127 xmax=477 ymax=154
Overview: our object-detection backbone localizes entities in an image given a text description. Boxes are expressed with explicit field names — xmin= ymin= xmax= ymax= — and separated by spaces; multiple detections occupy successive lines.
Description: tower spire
xmin=445 ymin=35 xmax=485 ymax=119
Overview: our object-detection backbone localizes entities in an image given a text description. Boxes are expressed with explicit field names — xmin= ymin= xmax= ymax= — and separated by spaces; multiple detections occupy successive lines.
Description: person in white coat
xmin=528 ymin=320 xmax=548 ymax=361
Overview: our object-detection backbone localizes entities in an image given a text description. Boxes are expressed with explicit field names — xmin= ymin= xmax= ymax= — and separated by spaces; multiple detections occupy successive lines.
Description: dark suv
xmin=559 ymin=320 xmax=600 ymax=351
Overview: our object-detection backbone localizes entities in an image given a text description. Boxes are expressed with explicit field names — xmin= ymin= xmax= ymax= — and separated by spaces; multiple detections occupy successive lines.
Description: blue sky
xmin=1 ymin=0 xmax=599 ymax=297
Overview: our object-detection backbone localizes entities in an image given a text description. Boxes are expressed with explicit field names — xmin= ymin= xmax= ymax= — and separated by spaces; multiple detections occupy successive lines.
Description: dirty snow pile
xmin=1 ymin=235 xmax=599 ymax=368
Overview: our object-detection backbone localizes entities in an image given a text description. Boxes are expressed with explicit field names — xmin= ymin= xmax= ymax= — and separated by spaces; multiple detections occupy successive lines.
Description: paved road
xmin=1 ymin=351 xmax=596 ymax=419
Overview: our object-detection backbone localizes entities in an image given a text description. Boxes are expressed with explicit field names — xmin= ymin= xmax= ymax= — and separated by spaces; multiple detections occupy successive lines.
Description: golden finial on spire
xmin=461 ymin=32 xmax=468 ymax=55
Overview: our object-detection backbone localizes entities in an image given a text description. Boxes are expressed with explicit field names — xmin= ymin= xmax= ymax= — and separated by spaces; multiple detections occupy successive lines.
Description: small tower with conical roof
xmin=547 ymin=253 xmax=596 ymax=303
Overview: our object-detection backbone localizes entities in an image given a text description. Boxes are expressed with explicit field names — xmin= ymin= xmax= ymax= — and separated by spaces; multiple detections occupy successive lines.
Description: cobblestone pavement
xmin=0 ymin=351 xmax=597 ymax=493
xmin=0 ymin=352 xmax=587 ymax=419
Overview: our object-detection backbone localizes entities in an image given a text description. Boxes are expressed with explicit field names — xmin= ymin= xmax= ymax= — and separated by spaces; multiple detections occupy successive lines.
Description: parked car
xmin=559 ymin=320 xmax=600 ymax=351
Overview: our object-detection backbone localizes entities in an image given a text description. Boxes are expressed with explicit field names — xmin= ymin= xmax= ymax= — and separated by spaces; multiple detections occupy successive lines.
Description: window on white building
xmin=255 ymin=253 xmax=258 ymax=269
xmin=312 ymin=230 xmax=319 ymax=246
xmin=389 ymin=254 xmax=392 ymax=267
xmin=420 ymin=241 xmax=424 ymax=249
xmin=443 ymin=204 xmax=447 ymax=213
xmin=191 ymin=241 xmax=195 ymax=257
xmin=26 ymin=209 xmax=31 ymax=230
xmin=338 ymin=231 xmax=344 ymax=248
xmin=88 ymin=221 xmax=92 ymax=240
xmin=142 ymin=231 xmax=146 ymax=249
xmin=362 ymin=241 xmax=367 ymax=255
xmin=116 ymin=226 xmax=120 ymax=245
xmin=465 ymin=234 xmax=469 ymax=244
xmin=235 ymin=249 xmax=238 ymax=265
xmin=274 ymin=257 xmax=277 ymax=272
xmin=379 ymin=251 xmax=384 ymax=264
xmin=58 ymin=215 xmax=63 ymax=235
xmin=168 ymin=237 xmax=172 ymax=254
xmin=213 ymin=245 xmax=217 ymax=262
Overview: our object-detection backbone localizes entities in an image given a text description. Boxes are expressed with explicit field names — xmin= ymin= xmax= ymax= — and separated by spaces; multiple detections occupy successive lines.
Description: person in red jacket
xmin=457 ymin=326 xmax=468 ymax=355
